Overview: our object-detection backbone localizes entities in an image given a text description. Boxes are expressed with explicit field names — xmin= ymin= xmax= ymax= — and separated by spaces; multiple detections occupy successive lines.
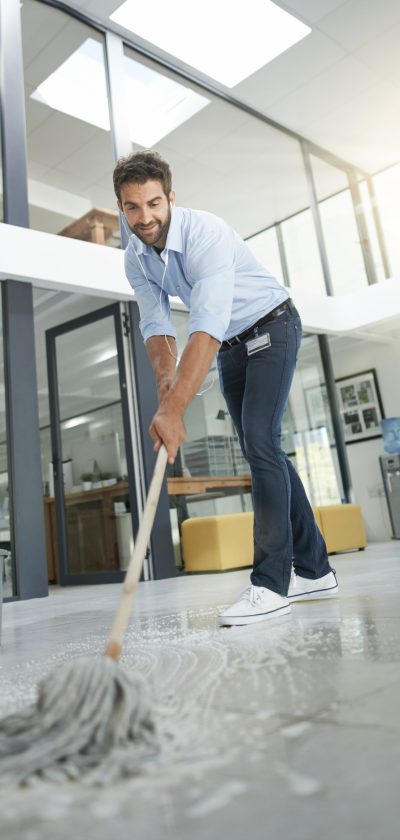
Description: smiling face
xmin=118 ymin=179 xmax=175 ymax=250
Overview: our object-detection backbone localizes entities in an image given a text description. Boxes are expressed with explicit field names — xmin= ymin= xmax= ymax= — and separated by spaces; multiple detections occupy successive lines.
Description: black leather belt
xmin=220 ymin=299 xmax=293 ymax=350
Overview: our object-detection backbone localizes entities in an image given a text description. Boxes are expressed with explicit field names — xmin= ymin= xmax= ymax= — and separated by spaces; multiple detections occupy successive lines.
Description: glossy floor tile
xmin=0 ymin=541 xmax=399 ymax=839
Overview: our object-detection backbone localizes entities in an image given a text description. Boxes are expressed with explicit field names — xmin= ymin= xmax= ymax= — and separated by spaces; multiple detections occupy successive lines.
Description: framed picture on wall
xmin=335 ymin=369 xmax=384 ymax=444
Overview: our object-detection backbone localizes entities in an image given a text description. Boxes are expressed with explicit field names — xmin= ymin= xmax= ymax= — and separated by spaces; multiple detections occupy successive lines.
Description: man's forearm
xmin=145 ymin=335 xmax=178 ymax=402
xmin=162 ymin=331 xmax=220 ymax=414
xmin=148 ymin=331 xmax=221 ymax=463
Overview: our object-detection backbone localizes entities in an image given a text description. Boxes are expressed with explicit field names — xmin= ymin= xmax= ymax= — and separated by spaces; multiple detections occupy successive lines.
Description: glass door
xmin=46 ymin=304 xmax=139 ymax=585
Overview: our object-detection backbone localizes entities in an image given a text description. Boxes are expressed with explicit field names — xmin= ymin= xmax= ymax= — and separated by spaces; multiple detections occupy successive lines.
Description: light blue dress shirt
xmin=124 ymin=206 xmax=288 ymax=343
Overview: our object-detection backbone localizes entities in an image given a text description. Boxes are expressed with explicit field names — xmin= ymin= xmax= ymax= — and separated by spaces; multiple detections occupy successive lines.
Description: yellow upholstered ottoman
xmin=317 ymin=504 xmax=367 ymax=554
xmin=181 ymin=512 xmax=254 ymax=572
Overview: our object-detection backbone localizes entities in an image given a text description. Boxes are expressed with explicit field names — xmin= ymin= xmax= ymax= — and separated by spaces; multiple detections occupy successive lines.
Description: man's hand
xmin=149 ymin=406 xmax=186 ymax=463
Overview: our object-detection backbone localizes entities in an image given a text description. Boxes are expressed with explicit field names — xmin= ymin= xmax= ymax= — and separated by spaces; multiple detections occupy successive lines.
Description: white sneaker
xmin=288 ymin=569 xmax=338 ymax=602
xmin=218 ymin=585 xmax=291 ymax=626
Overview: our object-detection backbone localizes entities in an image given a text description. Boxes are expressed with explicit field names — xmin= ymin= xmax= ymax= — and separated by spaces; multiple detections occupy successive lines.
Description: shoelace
xmin=241 ymin=585 xmax=265 ymax=607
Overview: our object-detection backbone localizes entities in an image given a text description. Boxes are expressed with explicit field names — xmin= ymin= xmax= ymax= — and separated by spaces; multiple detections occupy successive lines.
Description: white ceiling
xmin=65 ymin=0 xmax=400 ymax=174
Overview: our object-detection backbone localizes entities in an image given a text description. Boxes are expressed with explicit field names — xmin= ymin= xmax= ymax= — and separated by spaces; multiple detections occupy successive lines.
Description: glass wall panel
xmin=358 ymin=180 xmax=386 ymax=283
xmin=289 ymin=335 xmax=343 ymax=506
xmin=122 ymin=45 xmax=324 ymax=281
xmin=0 ymin=289 xmax=14 ymax=597
xmin=21 ymin=0 xmax=118 ymax=246
xmin=246 ymin=226 xmax=285 ymax=285
xmin=281 ymin=209 xmax=326 ymax=295
xmin=171 ymin=309 xmax=250 ymax=487
xmin=169 ymin=308 xmax=252 ymax=568
xmin=310 ymin=155 xmax=368 ymax=295
xmin=373 ymin=163 xmax=400 ymax=278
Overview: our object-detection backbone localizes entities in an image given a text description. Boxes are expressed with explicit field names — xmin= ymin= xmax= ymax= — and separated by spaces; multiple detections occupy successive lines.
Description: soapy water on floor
xmin=0 ymin=601 xmax=393 ymax=837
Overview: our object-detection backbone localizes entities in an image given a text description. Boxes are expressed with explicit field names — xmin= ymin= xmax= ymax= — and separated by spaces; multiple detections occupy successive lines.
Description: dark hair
xmin=113 ymin=150 xmax=172 ymax=201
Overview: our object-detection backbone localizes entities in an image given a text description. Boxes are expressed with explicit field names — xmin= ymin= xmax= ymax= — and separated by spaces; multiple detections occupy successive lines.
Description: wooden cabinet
xmin=44 ymin=482 xmax=131 ymax=582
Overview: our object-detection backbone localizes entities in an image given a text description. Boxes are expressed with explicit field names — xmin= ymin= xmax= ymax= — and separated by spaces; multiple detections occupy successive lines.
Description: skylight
xmin=110 ymin=0 xmax=311 ymax=87
xmin=32 ymin=39 xmax=109 ymax=130
xmin=31 ymin=38 xmax=210 ymax=145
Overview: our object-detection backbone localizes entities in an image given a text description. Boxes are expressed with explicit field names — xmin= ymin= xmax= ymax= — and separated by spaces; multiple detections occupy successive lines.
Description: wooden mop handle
xmin=105 ymin=445 xmax=169 ymax=660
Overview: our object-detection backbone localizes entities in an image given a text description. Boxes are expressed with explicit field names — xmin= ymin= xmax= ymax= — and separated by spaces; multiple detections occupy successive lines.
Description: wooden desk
xmin=44 ymin=475 xmax=252 ymax=582
xmin=168 ymin=475 xmax=251 ymax=495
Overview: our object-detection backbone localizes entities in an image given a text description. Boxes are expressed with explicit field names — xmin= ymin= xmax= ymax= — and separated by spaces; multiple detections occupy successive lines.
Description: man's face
xmin=118 ymin=179 xmax=175 ymax=250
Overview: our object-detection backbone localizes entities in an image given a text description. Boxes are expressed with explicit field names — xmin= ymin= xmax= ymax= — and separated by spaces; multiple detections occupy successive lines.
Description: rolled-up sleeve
xmin=125 ymin=246 xmax=177 ymax=342
xmin=186 ymin=217 xmax=235 ymax=342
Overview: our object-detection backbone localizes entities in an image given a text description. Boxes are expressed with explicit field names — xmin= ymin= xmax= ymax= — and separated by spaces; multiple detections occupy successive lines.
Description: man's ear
xmin=169 ymin=190 xmax=176 ymax=206
xmin=117 ymin=200 xmax=123 ymax=213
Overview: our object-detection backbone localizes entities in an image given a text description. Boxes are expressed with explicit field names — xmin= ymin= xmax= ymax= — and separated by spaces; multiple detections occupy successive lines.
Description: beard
xmin=130 ymin=208 xmax=171 ymax=249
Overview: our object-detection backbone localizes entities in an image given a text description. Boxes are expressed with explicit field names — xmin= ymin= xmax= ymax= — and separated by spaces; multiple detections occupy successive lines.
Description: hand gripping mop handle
xmin=105 ymin=445 xmax=169 ymax=661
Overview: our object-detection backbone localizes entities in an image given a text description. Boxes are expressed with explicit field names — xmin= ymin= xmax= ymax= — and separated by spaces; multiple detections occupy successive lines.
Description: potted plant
xmin=80 ymin=472 xmax=93 ymax=491
xmin=100 ymin=471 xmax=112 ymax=487
xmin=91 ymin=472 xmax=102 ymax=489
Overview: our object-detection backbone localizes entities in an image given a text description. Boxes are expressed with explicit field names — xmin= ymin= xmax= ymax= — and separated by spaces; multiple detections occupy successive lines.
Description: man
xmin=113 ymin=150 xmax=338 ymax=626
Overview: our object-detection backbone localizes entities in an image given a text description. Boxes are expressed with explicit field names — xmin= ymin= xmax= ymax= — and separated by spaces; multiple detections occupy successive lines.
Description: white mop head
xmin=0 ymin=656 xmax=159 ymax=785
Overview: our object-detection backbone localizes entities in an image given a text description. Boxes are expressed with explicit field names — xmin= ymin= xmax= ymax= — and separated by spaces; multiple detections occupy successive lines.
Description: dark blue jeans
xmin=217 ymin=306 xmax=331 ymax=597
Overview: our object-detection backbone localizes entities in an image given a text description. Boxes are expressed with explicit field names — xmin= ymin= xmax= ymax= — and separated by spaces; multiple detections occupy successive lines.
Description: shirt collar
xmin=130 ymin=205 xmax=184 ymax=257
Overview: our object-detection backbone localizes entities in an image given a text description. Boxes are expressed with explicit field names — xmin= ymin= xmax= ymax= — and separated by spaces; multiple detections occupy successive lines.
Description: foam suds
xmin=187 ymin=780 xmax=248 ymax=817
xmin=275 ymin=762 xmax=323 ymax=796
xmin=280 ymin=721 xmax=312 ymax=739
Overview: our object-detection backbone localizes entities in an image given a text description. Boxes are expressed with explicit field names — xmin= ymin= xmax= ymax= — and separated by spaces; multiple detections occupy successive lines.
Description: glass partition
xmin=21 ymin=0 xmax=117 ymax=245
xmin=280 ymin=209 xmax=326 ymax=295
xmin=288 ymin=334 xmax=343 ymax=506
xmin=171 ymin=309 xmax=250 ymax=513
xmin=168 ymin=309 xmax=252 ymax=568
xmin=309 ymin=155 xmax=368 ymax=295
xmin=246 ymin=226 xmax=286 ymax=286
xmin=373 ymin=163 xmax=400 ymax=278
xmin=122 ymin=45 xmax=323 ymax=280
xmin=357 ymin=179 xmax=387 ymax=283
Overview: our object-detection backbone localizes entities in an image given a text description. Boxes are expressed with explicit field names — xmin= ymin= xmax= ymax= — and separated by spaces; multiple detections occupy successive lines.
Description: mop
xmin=0 ymin=445 xmax=169 ymax=785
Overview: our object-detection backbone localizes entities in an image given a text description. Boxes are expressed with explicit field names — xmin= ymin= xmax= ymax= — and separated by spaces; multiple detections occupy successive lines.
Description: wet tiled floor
xmin=0 ymin=541 xmax=399 ymax=839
